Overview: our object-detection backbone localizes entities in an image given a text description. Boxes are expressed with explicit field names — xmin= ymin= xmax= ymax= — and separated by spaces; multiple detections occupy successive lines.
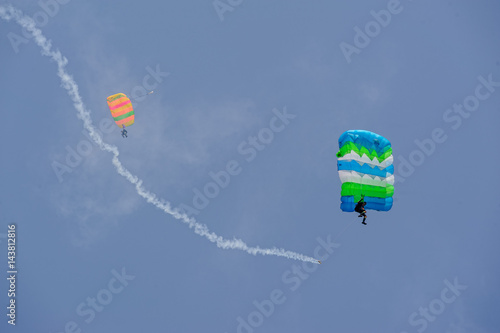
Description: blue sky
xmin=1 ymin=0 xmax=500 ymax=332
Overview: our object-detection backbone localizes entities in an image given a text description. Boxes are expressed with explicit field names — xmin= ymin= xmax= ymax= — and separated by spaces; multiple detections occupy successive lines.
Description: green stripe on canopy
xmin=113 ymin=111 xmax=134 ymax=121
xmin=336 ymin=142 xmax=392 ymax=163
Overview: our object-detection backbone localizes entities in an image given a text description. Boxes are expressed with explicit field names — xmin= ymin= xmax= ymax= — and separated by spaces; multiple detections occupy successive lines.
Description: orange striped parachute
xmin=107 ymin=93 xmax=135 ymax=128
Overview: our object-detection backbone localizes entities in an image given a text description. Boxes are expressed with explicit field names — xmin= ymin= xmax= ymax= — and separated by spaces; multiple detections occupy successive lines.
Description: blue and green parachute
xmin=336 ymin=130 xmax=394 ymax=212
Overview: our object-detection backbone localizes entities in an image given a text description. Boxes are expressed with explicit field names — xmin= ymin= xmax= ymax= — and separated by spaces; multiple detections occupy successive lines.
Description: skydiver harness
xmin=121 ymin=125 xmax=128 ymax=138
xmin=354 ymin=200 xmax=365 ymax=214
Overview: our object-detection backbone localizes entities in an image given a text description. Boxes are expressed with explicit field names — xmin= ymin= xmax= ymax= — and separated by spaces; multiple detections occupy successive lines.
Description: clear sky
xmin=1 ymin=1 xmax=500 ymax=332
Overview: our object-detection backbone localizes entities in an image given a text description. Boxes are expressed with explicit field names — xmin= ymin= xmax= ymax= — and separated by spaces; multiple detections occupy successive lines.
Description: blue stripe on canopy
xmin=340 ymin=196 xmax=393 ymax=212
xmin=337 ymin=160 xmax=394 ymax=177
xmin=339 ymin=130 xmax=392 ymax=154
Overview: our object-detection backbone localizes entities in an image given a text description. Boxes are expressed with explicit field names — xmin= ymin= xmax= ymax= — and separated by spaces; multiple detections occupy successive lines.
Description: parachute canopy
xmin=336 ymin=130 xmax=394 ymax=212
xmin=107 ymin=93 xmax=135 ymax=128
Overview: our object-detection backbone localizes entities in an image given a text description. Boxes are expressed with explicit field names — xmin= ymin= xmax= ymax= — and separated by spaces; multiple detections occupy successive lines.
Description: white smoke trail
xmin=0 ymin=5 xmax=319 ymax=264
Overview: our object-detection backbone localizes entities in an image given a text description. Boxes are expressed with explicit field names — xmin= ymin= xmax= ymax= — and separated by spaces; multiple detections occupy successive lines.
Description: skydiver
xmin=121 ymin=125 xmax=128 ymax=138
xmin=354 ymin=195 xmax=367 ymax=225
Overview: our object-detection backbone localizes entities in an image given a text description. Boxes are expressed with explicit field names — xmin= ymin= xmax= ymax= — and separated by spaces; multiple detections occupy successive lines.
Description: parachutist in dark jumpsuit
xmin=354 ymin=197 xmax=367 ymax=225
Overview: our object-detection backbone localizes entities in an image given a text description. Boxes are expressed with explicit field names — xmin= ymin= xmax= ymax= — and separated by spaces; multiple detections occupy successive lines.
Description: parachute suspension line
xmin=334 ymin=219 xmax=353 ymax=243
xmin=360 ymin=148 xmax=364 ymax=201
xmin=132 ymin=90 xmax=154 ymax=101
